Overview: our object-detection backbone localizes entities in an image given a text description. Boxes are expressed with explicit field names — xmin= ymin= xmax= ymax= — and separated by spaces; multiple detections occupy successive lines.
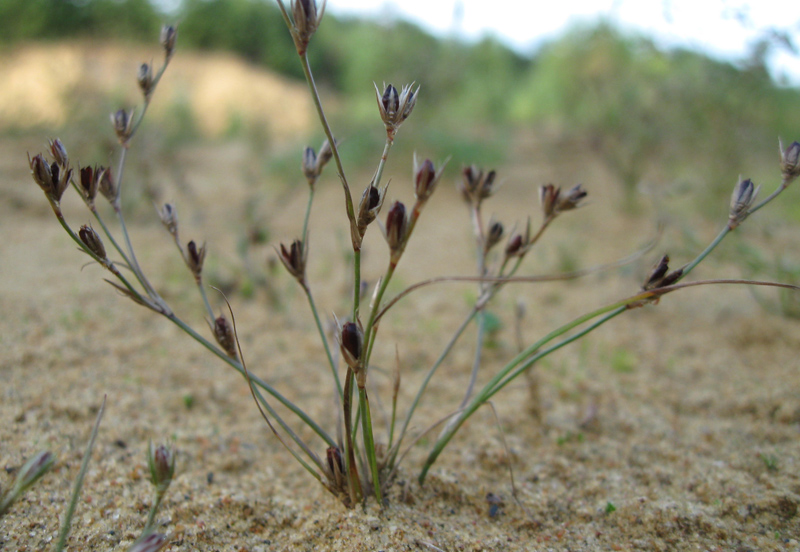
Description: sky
xmin=324 ymin=0 xmax=800 ymax=85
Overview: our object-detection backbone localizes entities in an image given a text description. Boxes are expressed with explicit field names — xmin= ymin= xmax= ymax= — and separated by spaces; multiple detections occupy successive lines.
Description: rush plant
xmin=25 ymin=2 xmax=800 ymax=510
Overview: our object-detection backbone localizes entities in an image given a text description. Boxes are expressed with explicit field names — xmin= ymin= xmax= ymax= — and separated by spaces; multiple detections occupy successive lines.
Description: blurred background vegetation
xmin=2 ymin=0 xmax=799 ymax=213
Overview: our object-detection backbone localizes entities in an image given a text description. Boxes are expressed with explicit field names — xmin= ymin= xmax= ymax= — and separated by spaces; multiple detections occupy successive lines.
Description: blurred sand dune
xmin=0 ymin=41 xmax=313 ymax=138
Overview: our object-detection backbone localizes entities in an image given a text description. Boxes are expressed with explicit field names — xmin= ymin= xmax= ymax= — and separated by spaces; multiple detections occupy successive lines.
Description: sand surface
xmin=2 ymin=44 xmax=800 ymax=552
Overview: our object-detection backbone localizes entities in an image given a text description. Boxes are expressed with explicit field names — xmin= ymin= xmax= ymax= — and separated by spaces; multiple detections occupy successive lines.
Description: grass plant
xmin=24 ymin=1 xmax=800 ymax=511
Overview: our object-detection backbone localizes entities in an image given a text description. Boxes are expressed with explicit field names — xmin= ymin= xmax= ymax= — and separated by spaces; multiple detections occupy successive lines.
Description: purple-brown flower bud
xmin=111 ymin=109 xmax=134 ymax=144
xmin=137 ymin=63 xmax=154 ymax=100
xmin=385 ymin=201 xmax=407 ymax=253
xmin=79 ymin=165 xmax=99 ymax=205
xmin=375 ymin=83 xmax=418 ymax=135
xmin=160 ymin=25 xmax=177 ymax=59
xmin=129 ymin=533 xmax=168 ymax=552
xmin=28 ymin=153 xmax=53 ymax=194
xmin=340 ymin=321 xmax=363 ymax=370
xmin=505 ymin=233 xmax=524 ymax=257
xmin=48 ymin=138 xmax=68 ymax=167
xmin=289 ymin=0 xmax=323 ymax=55
xmin=414 ymin=156 xmax=444 ymax=202
xmin=302 ymin=146 xmax=317 ymax=183
xmin=780 ymin=139 xmax=800 ymax=182
xmin=556 ymin=184 xmax=587 ymax=212
xmin=97 ymin=166 xmax=117 ymax=204
xmin=459 ymin=165 xmax=496 ymax=205
xmin=278 ymin=239 xmax=306 ymax=284
xmin=484 ymin=221 xmax=505 ymax=253
xmin=147 ymin=442 xmax=176 ymax=494
xmin=315 ymin=139 xmax=333 ymax=173
xmin=213 ymin=314 xmax=237 ymax=358
xmin=642 ymin=254 xmax=683 ymax=291
xmin=729 ymin=178 xmax=759 ymax=228
xmin=11 ymin=451 xmax=55 ymax=496
xmin=79 ymin=225 xmax=107 ymax=259
xmin=186 ymin=240 xmax=206 ymax=280
xmin=158 ymin=203 xmax=178 ymax=236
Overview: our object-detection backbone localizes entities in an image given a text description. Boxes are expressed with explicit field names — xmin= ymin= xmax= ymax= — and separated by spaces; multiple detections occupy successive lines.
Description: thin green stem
xmin=298 ymin=53 xmax=356 ymax=226
xmin=358 ymin=387 xmax=382 ymax=502
xmin=303 ymin=285 xmax=342 ymax=399
xmin=196 ymin=277 xmax=216 ymax=323
xmin=53 ymin=397 xmax=106 ymax=552
xmin=143 ymin=493 xmax=163 ymax=533
xmin=680 ymin=225 xmax=730 ymax=278
xmin=418 ymin=299 xmax=633 ymax=484
xmin=166 ymin=313 xmax=335 ymax=447
xmin=302 ymin=185 xmax=315 ymax=246
xmin=353 ymin=249 xmax=362 ymax=320
xmin=342 ymin=369 xmax=363 ymax=504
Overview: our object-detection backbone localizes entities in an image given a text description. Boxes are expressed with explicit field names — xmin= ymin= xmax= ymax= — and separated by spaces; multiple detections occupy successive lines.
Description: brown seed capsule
xmin=357 ymin=183 xmax=385 ymax=237
xmin=160 ymin=25 xmax=177 ymax=59
xmin=504 ymin=233 xmax=524 ymax=257
xmin=186 ymin=240 xmax=206 ymax=279
xmin=213 ymin=315 xmax=238 ymax=358
xmin=79 ymin=225 xmax=107 ymax=259
xmin=385 ymin=201 xmax=407 ymax=253
xmin=278 ymin=239 xmax=306 ymax=284
xmin=781 ymin=140 xmax=800 ymax=182
xmin=340 ymin=321 xmax=363 ymax=370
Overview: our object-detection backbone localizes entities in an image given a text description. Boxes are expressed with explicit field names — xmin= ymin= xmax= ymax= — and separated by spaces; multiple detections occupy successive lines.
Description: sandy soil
xmin=2 ymin=45 xmax=800 ymax=552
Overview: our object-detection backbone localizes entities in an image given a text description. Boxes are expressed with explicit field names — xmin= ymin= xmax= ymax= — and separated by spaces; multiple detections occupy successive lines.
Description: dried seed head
xmin=780 ymin=139 xmax=800 ymax=182
xmin=214 ymin=315 xmax=238 ymax=358
xmin=289 ymin=0 xmax=324 ymax=55
xmin=325 ymin=445 xmax=346 ymax=489
xmin=459 ymin=165 xmax=496 ymax=205
xmin=485 ymin=221 xmax=505 ymax=253
xmin=278 ymin=239 xmax=306 ymax=284
xmin=729 ymin=178 xmax=760 ymax=228
xmin=158 ymin=203 xmax=178 ymax=236
xmin=128 ymin=533 xmax=168 ymax=552
xmin=79 ymin=225 xmax=107 ymax=259
xmin=186 ymin=240 xmax=206 ymax=279
xmin=160 ymin=25 xmax=177 ymax=59
xmin=97 ymin=166 xmax=117 ymax=204
xmin=302 ymin=146 xmax=317 ymax=183
xmin=357 ymin=183 xmax=386 ymax=237
xmin=79 ymin=165 xmax=99 ymax=205
xmin=11 ymin=451 xmax=55 ymax=496
xmin=642 ymin=254 xmax=683 ymax=291
xmin=375 ymin=82 xmax=418 ymax=136
xmin=414 ymin=156 xmax=444 ymax=202
xmin=137 ymin=63 xmax=154 ymax=100
xmin=539 ymin=184 xmax=559 ymax=218
xmin=385 ymin=201 xmax=407 ymax=253
xmin=504 ymin=233 xmax=524 ymax=257
xmin=147 ymin=442 xmax=176 ymax=493
xmin=340 ymin=321 xmax=363 ymax=370
xmin=110 ymin=109 xmax=134 ymax=144
xmin=48 ymin=138 xmax=68 ymax=167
